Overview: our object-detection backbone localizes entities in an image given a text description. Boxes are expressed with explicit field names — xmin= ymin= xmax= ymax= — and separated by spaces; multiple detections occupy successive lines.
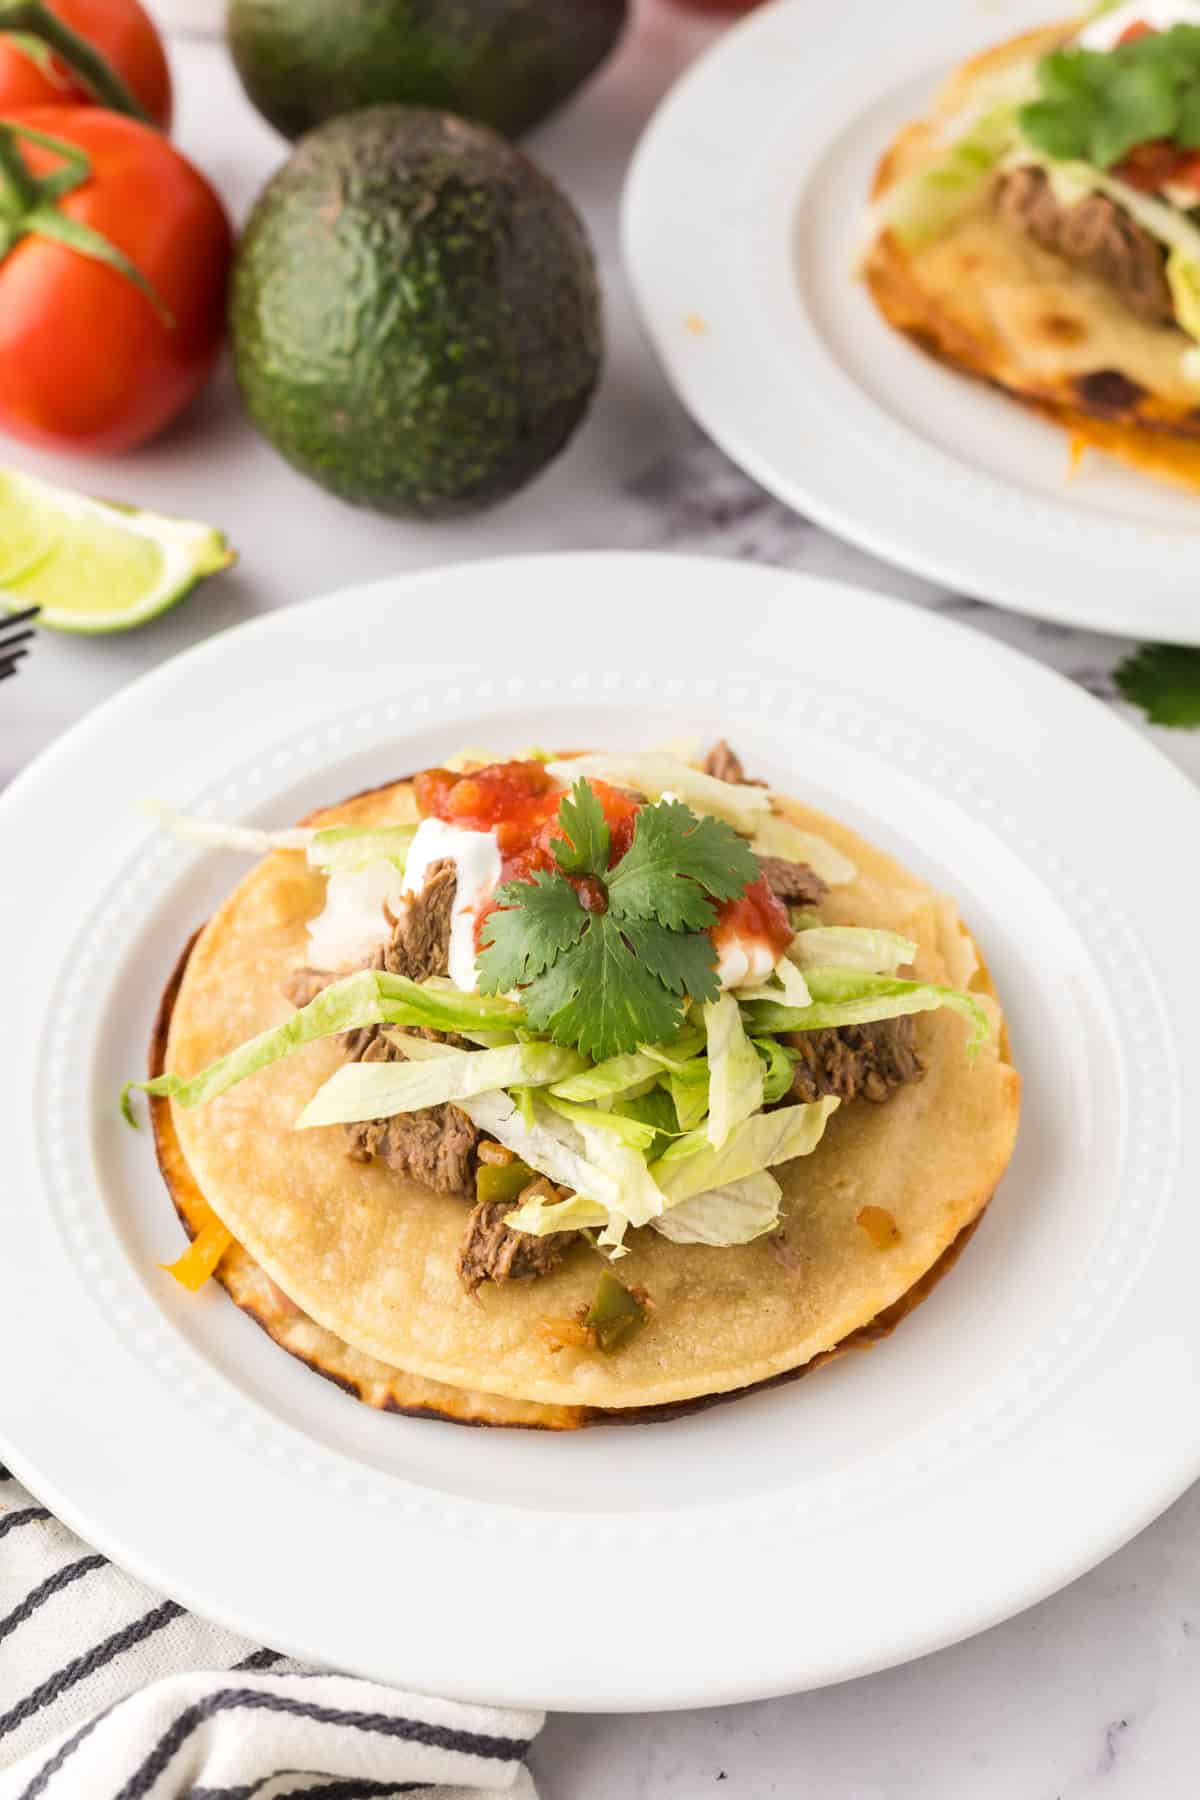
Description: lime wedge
xmin=0 ymin=466 xmax=234 ymax=634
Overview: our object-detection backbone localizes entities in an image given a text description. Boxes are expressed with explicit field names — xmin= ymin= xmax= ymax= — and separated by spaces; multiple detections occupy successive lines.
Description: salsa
xmin=414 ymin=759 xmax=791 ymax=966
xmin=715 ymin=876 xmax=793 ymax=963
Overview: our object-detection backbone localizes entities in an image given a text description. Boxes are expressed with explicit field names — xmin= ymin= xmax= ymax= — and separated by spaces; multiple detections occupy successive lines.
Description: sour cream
xmin=714 ymin=937 xmax=778 ymax=991
xmin=1078 ymin=0 xmax=1200 ymax=50
xmin=401 ymin=816 xmax=502 ymax=992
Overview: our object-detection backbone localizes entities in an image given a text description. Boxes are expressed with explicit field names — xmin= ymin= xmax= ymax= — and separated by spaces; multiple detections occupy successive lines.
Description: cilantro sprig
xmin=1114 ymin=642 xmax=1200 ymax=727
xmin=1021 ymin=25 xmax=1200 ymax=170
xmin=477 ymin=781 xmax=760 ymax=1060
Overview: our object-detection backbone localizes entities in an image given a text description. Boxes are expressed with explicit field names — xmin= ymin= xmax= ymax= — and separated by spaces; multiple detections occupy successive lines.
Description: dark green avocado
xmin=227 ymin=0 xmax=628 ymax=142
xmin=229 ymin=107 xmax=604 ymax=518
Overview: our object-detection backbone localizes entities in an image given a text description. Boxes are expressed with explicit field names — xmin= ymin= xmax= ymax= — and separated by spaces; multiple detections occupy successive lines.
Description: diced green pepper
xmin=585 ymin=1272 xmax=649 ymax=1352
xmin=476 ymin=1158 xmax=534 ymax=1207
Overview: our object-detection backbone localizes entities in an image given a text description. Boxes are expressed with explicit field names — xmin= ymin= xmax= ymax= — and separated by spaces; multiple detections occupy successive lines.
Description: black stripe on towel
xmin=0 ymin=1600 xmax=184 ymax=1740
xmin=0 ymin=1508 xmax=50 ymax=1540
xmin=231 ymin=1649 xmax=285 ymax=1673
xmin=0 ymin=1555 xmax=107 ymax=1647
xmin=187 ymin=1781 xmax=424 ymax=1800
xmin=15 ymin=1697 xmax=124 ymax=1800
xmin=118 ymin=1690 xmax=532 ymax=1800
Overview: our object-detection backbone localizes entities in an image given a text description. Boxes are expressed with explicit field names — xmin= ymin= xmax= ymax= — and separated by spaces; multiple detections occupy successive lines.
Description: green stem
xmin=0 ymin=121 xmax=173 ymax=325
xmin=0 ymin=0 xmax=152 ymax=123
xmin=0 ymin=122 xmax=37 ymax=213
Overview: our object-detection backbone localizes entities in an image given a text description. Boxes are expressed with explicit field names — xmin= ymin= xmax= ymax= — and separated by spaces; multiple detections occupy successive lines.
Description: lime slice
xmin=0 ymin=466 xmax=234 ymax=634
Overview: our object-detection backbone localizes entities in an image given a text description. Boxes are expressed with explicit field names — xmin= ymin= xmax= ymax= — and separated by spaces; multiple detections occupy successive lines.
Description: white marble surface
xmin=8 ymin=4 xmax=1200 ymax=1791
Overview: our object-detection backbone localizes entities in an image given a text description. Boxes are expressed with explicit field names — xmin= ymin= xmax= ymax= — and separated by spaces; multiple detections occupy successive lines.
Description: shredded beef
xmin=787 ymin=1016 xmax=925 ymax=1106
xmin=457 ymin=1192 xmax=579 ymax=1294
xmin=756 ymin=854 xmax=827 ymax=908
xmin=705 ymin=738 xmax=747 ymax=784
xmin=379 ymin=858 xmax=455 ymax=982
xmin=993 ymin=165 xmax=1174 ymax=327
xmin=703 ymin=738 xmax=768 ymax=787
xmin=344 ymin=1035 xmax=480 ymax=1195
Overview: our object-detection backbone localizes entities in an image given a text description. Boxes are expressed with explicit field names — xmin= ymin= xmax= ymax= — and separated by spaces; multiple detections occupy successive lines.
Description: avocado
xmin=227 ymin=0 xmax=628 ymax=142
xmin=230 ymin=107 xmax=603 ymax=518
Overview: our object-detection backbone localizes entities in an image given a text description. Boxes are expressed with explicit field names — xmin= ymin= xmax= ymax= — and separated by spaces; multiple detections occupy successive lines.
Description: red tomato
xmin=1113 ymin=138 xmax=1187 ymax=191
xmin=0 ymin=0 xmax=171 ymax=128
xmin=713 ymin=877 xmax=793 ymax=965
xmin=0 ymin=107 xmax=232 ymax=453
xmin=1117 ymin=19 xmax=1156 ymax=43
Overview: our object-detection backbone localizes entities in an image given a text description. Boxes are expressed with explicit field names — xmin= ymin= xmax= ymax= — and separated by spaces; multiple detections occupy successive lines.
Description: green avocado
xmin=229 ymin=107 xmax=603 ymax=519
xmin=227 ymin=0 xmax=628 ymax=142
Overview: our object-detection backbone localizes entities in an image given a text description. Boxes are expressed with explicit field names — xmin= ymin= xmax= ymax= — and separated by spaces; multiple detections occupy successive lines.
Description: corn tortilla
xmin=153 ymin=777 xmax=1020 ymax=1416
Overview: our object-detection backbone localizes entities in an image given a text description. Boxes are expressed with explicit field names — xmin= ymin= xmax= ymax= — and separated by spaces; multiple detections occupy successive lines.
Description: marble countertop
xmin=8 ymin=4 xmax=1200 ymax=1792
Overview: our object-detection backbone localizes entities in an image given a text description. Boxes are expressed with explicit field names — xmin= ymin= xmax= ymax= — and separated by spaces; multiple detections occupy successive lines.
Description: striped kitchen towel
xmin=0 ymin=1468 xmax=542 ymax=1800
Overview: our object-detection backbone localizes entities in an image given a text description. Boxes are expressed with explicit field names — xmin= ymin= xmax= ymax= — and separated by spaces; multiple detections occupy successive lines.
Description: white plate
xmin=623 ymin=0 xmax=1200 ymax=644
xmin=4 ymin=552 xmax=1200 ymax=1712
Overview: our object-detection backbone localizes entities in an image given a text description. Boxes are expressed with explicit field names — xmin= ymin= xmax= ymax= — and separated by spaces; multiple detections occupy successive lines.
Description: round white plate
xmin=623 ymin=0 xmax=1200 ymax=644
xmin=4 ymin=552 xmax=1199 ymax=1712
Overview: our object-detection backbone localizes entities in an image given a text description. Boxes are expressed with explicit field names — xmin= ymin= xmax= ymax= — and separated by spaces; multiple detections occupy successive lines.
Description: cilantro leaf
xmin=1021 ymin=26 xmax=1200 ymax=169
xmin=474 ymin=788 xmax=766 ymax=1058
xmin=476 ymin=871 xmax=587 ymax=992
xmin=553 ymin=779 xmax=610 ymax=877
xmin=1114 ymin=643 xmax=1200 ymax=728
xmin=608 ymin=800 xmax=759 ymax=930
xmin=522 ymin=914 xmax=686 ymax=1061
xmin=621 ymin=916 xmax=721 ymax=1005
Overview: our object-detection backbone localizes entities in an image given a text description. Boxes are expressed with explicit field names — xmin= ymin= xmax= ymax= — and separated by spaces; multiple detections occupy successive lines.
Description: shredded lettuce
xmin=653 ymin=1097 xmax=839 ymax=1204
xmin=296 ymin=1041 xmax=582 ymax=1129
xmin=124 ymin=971 xmax=525 ymax=1120
xmin=753 ymin=1036 xmax=798 ymax=1105
xmin=544 ymin=1094 xmax=660 ymax=1151
xmin=737 ymin=955 xmax=812 ymax=1007
xmin=506 ymin=1191 xmax=610 ymax=1235
xmin=142 ymin=798 xmax=312 ymax=855
xmin=125 ymin=970 xmax=399 ymax=1115
xmin=459 ymin=1091 xmax=667 ymax=1230
xmin=745 ymin=968 xmax=990 ymax=1051
xmin=651 ymin=1171 xmax=782 ymax=1246
xmin=544 ymin=753 xmax=771 ymax=832
xmin=669 ymin=1068 xmax=710 ymax=1132
xmin=881 ymin=106 xmax=1019 ymax=248
xmin=638 ymin=1023 xmax=707 ymax=1075
xmin=788 ymin=926 xmax=918 ymax=975
xmin=748 ymin=814 xmax=857 ymax=886
xmin=307 ymin=824 xmax=416 ymax=875
xmin=612 ymin=1086 xmax=683 ymax=1144
xmin=143 ymin=801 xmax=417 ymax=874
xmin=550 ymin=1048 xmax=662 ymax=1104
xmin=1168 ymin=246 xmax=1200 ymax=344
xmin=703 ymin=994 xmax=764 ymax=1149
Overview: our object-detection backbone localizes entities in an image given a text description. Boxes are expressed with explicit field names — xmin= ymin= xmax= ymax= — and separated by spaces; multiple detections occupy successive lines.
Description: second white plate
xmin=623 ymin=0 xmax=1200 ymax=643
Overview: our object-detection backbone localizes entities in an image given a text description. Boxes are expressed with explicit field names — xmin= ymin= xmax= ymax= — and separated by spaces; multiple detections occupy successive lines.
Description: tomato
xmin=1117 ymin=19 xmax=1156 ymax=43
xmin=0 ymin=0 xmax=171 ymax=128
xmin=416 ymin=761 xmax=639 ymax=867
xmin=0 ymin=107 xmax=232 ymax=453
xmin=712 ymin=877 xmax=793 ymax=965
xmin=1115 ymin=138 xmax=1195 ymax=191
